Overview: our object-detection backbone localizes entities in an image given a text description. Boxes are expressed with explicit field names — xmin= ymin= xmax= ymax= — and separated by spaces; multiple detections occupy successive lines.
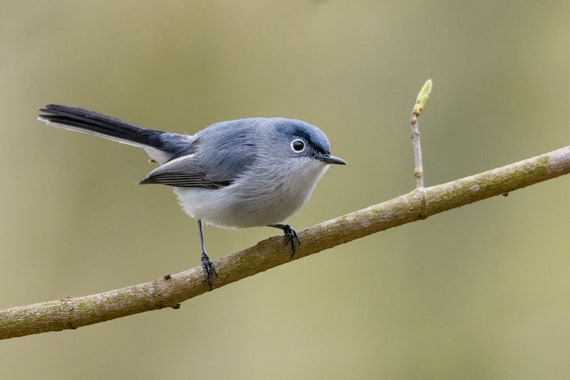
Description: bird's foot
xmin=201 ymin=251 xmax=217 ymax=290
xmin=268 ymin=224 xmax=300 ymax=258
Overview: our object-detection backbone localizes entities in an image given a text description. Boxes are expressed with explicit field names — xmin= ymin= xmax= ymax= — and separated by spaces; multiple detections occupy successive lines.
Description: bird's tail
xmin=38 ymin=104 xmax=191 ymax=163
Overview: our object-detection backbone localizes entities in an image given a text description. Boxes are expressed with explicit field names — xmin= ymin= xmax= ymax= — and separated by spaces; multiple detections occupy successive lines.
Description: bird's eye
xmin=291 ymin=139 xmax=305 ymax=153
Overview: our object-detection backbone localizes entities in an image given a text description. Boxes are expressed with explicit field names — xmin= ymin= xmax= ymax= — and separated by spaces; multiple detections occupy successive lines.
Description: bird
xmin=38 ymin=104 xmax=346 ymax=289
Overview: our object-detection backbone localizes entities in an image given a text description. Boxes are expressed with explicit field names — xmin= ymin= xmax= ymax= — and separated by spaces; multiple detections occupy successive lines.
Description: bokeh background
xmin=1 ymin=1 xmax=569 ymax=379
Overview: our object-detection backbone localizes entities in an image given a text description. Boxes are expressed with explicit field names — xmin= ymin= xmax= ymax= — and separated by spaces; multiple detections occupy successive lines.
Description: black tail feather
xmin=38 ymin=104 xmax=165 ymax=147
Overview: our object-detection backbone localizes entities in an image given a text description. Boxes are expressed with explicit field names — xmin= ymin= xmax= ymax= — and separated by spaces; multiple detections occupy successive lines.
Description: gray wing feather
xmin=139 ymin=120 xmax=260 ymax=188
xmin=139 ymin=154 xmax=232 ymax=188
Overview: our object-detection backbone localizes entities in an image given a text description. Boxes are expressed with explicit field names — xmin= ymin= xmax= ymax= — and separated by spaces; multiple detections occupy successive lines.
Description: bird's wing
xmin=139 ymin=127 xmax=258 ymax=188
xmin=138 ymin=154 xmax=230 ymax=188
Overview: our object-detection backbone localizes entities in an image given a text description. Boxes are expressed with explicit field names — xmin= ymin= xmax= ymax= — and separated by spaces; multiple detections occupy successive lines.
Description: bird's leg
xmin=198 ymin=220 xmax=217 ymax=290
xmin=268 ymin=224 xmax=300 ymax=258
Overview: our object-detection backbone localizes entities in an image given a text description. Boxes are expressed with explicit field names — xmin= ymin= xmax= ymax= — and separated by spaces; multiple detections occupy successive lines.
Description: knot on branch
xmin=413 ymin=188 xmax=428 ymax=220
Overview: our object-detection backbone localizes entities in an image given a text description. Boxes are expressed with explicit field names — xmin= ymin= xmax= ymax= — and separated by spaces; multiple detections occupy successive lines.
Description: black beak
xmin=319 ymin=154 xmax=347 ymax=165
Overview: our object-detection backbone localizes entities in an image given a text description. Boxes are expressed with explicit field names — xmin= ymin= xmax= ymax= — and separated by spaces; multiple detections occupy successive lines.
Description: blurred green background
xmin=1 ymin=1 xmax=569 ymax=379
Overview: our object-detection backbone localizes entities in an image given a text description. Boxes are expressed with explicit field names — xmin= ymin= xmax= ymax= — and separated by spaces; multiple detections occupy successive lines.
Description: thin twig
xmin=410 ymin=79 xmax=432 ymax=188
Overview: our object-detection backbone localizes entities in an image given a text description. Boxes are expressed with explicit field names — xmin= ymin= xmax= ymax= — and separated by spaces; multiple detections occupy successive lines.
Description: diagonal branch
xmin=1 ymin=145 xmax=569 ymax=340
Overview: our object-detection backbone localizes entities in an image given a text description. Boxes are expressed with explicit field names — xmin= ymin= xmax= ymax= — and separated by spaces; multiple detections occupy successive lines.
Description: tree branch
xmin=1 ymin=145 xmax=568 ymax=340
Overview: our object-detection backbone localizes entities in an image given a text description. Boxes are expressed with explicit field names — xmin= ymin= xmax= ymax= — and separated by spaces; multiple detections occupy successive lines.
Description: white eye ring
xmin=290 ymin=139 xmax=305 ymax=153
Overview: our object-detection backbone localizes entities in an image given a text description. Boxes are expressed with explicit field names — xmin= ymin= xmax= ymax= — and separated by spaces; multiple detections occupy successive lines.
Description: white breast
xmin=174 ymin=158 xmax=329 ymax=229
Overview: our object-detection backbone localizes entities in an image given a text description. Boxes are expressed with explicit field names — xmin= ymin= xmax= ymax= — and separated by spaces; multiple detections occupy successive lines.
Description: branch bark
xmin=1 ymin=146 xmax=569 ymax=340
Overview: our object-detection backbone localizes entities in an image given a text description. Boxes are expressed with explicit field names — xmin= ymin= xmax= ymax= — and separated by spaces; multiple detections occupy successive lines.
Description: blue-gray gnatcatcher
xmin=38 ymin=104 xmax=346 ymax=288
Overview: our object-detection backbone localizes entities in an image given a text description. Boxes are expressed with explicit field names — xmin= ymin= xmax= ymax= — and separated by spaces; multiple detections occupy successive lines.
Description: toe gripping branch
xmin=283 ymin=224 xmax=300 ymax=258
xmin=269 ymin=224 xmax=301 ymax=258
xmin=201 ymin=250 xmax=217 ymax=290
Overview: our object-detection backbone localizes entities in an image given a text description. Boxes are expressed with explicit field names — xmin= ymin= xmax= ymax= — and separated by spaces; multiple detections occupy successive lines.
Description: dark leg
xmin=198 ymin=220 xmax=217 ymax=290
xmin=268 ymin=224 xmax=300 ymax=258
